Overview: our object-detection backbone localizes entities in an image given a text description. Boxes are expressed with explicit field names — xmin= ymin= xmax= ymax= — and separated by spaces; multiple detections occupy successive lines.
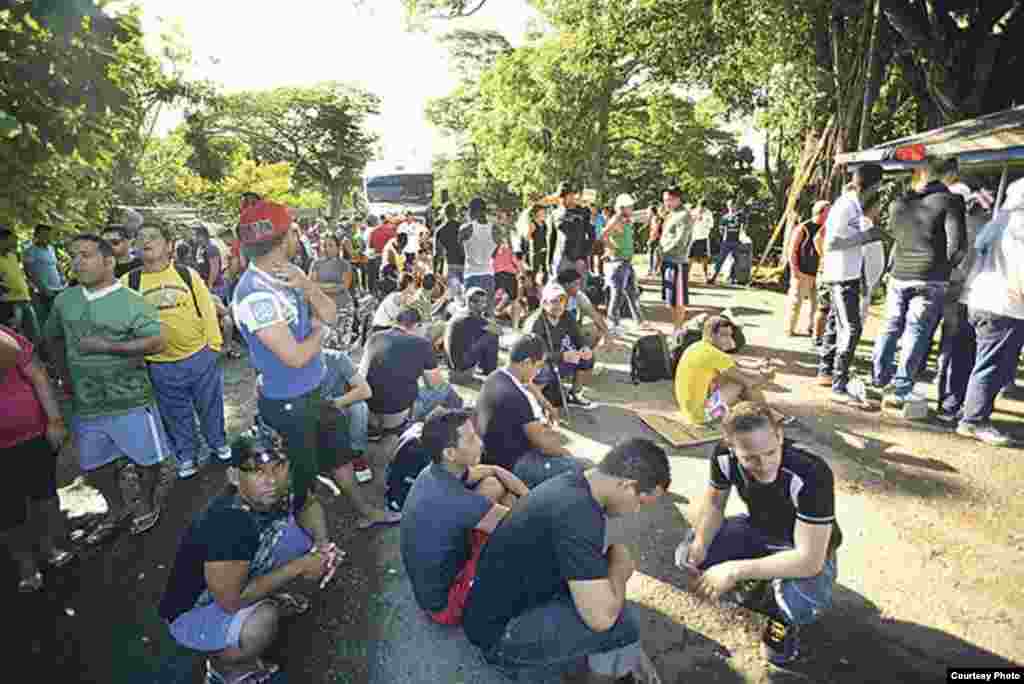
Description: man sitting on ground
xmin=477 ymin=334 xmax=589 ymax=488
xmin=675 ymin=315 xmax=774 ymax=425
xmin=557 ymin=268 xmax=609 ymax=349
xmin=675 ymin=402 xmax=841 ymax=667
xmin=401 ymin=409 xmax=528 ymax=626
xmin=463 ymin=438 xmax=669 ymax=683
xmin=445 ymin=286 xmax=500 ymax=382
xmin=525 ymin=282 xmax=596 ymax=409
xmin=160 ymin=426 xmax=341 ymax=684
xmin=362 ymin=307 xmax=460 ymax=435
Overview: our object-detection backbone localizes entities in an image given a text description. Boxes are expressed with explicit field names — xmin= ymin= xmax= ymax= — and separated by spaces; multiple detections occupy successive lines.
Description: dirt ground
xmin=5 ymin=269 xmax=1023 ymax=683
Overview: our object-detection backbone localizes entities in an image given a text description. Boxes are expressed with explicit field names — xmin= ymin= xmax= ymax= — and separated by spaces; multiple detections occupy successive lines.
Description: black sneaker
xmin=565 ymin=389 xmax=593 ymax=408
xmin=762 ymin=618 xmax=800 ymax=666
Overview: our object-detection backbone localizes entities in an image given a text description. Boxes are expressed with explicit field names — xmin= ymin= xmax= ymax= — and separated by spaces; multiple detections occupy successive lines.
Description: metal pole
xmin=995 ymin=163 xmax=1010 ymax=210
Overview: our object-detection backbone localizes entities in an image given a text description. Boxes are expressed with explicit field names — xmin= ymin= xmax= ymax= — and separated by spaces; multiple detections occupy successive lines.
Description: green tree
xmin=185 ymin=82 xmax=380 ymax=218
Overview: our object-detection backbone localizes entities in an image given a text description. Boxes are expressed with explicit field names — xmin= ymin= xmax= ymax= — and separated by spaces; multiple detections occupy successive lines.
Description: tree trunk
xmin=858 ymin=0 xmax=882 ymax=150
xmin=330 ymin=185 xmax=344 ymax=219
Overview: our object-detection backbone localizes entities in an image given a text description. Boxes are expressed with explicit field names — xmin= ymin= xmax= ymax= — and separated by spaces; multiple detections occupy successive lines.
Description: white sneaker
xmin=215 ymin=445 xmax=233 ymax=462
xmin=177 ymin=461 xmax=198 ymax=480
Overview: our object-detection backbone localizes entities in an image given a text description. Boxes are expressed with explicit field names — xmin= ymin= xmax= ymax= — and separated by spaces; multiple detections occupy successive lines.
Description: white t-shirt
xmin=961 ymin=181 xmax=1024 ymax=319
xmin=821 ymin=192 xmax=865 ymax=283
xmin=691 ymin=210 xmax=713 ymax=241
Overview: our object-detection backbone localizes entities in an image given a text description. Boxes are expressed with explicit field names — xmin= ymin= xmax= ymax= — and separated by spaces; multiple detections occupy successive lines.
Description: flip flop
xmin=131 ymin=508 xmax=161 ymax=536
xmin=271 ymin=592 xmax=310 ymax=617
xmin=46 ymin=549 xmax=76 ymax=569
xmin=205 ymin=659 xmax=279 ymax=684
xmin=82 ymin=511 xmax=132 ymax=546
xmin=357 ymin=512 xmax=402 ymax=530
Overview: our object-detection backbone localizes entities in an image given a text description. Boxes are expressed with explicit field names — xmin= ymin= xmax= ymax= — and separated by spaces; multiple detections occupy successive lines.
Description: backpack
xmin=385 ymin=423 xmax=430 ymax=512
xmin=795 ymin=222 xmax=820 ymax=276
xmin=630 ymin=333 xmax=673 ymax=384
xmin=127 ymin=265 xmax=202 ymax=319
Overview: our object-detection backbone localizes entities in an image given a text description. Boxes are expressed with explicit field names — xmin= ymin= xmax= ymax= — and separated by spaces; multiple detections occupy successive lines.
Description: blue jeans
xmin=960 ymin=310 xmax=1024 ymax=426
xmin=607 ymin=259 xmax=642 ymax=325
xmin=871 ymin=280 xmax=947 ymax=397
xmin=692 ymin=516 xmax=837 ymax=626
xmin=712 ymin=241 xmax=740 ymax=283
xmin=818 ymin=279 xmax=862 ymax=391
xmin=446 ymin=264 xmax=465 ymax=301
xmin=936 ymin=301 xmax=976 ymax=416
xmin=320 ymin=349 xmax=369 ymax=454
xmin=412 ymin=383 xmax=465 ymax=422
xmin=481 ymin=590 xmax=642 ymax=676
xmin=465 ymin=273 xmax=496 ymax=310
xmin=148 ymin=347 xmax=226 ymax=467
xmin=511 ymin=450 xmax=590 ymax=489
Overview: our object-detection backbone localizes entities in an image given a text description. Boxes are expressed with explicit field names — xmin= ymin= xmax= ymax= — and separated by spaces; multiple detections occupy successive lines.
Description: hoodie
xmin=960 ymin=177 xmax=1024 ymax=319
xmin=887 ymin=181 xmax=966 ymax=282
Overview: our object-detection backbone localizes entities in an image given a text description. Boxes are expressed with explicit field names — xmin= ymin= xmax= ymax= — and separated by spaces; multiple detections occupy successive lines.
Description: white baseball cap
xmin=615 ymin=193 xmax=636 ymax=210
xmin=541 ymin=282 xmax=568 ymax=303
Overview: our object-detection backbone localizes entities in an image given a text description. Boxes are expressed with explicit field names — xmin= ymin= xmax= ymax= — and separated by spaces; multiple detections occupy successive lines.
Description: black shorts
xmin=495 ymin=272 xmax=519 ymax=300
xmin=0 ymin=434 xmax=58 ymax=531
xmin=689 ymin=239 xmax=710 ymax=259
xmin=661 ymin=260 xmax=690 ymax=307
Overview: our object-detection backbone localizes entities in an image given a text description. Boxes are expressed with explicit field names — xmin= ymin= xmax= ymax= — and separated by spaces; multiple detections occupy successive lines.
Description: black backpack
xmin=630 ymin=333 xmax=673 ymax=384
xmin=385 ymin=423 xmax=430 ymax=513
xmin=127 ymin=265 xmax=202 ymax=319
xmin=795 ymin=222 xmax=820 ymax=276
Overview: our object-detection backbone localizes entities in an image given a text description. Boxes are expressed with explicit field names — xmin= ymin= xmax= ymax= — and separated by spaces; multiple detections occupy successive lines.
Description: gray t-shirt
xmin=311 ymin=256 xmax=352 ymax=308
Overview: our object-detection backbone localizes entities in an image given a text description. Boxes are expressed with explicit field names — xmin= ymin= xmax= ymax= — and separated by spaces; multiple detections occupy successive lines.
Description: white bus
xmin=363 ymin=162 xmax=434 ymax=226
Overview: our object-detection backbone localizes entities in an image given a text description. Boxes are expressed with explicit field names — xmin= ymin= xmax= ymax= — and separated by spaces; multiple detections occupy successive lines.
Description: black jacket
xmin=887 ymin=181 xmax=967 ymax=282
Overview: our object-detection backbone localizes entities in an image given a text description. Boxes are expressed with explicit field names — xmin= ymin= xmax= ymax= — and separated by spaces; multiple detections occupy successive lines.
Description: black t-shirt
xmin=531 ymin=220 xmax=548 ymax=256
xmin=114 ymin=257 xmax=144 ymax=279
xmin=435 ymin=220 xmax=465 ymax=266
xmin=159 ymin=490 xmax=292 ymax=623
xmin=526 ymin=310 xmax=584 ymax=359
xmin=710 ymin=439 xmax=842 ymax=551
xmin=478 ymin=369 xmax=541 ymax=471
xmin=364 ymin=328 xmax=437 ymax=414
xmin=400 ymin=463 xmax=493 ymax=612
xmin=550 ymin=206 xmax=593 ymax=263
xmin=447 ymin=313 xmax=488 ymax=371
xmin=463 ymin=471 xmax=608 ymax=651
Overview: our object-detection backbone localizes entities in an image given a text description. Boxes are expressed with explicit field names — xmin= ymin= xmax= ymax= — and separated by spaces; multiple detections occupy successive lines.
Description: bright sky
xmin=137 ymin=0 xmax=537 ymax=168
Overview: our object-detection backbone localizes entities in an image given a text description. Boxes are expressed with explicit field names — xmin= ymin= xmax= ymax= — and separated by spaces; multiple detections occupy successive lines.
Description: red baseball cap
xmin=238 ymin=201 xmax=292 ymax=245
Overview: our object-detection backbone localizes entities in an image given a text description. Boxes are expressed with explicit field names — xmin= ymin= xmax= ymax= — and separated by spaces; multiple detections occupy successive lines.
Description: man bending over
xmin=676 ymin=402 xmax=841 ymax=667
xmin=401 ymin=409 xmax=528 ymax=625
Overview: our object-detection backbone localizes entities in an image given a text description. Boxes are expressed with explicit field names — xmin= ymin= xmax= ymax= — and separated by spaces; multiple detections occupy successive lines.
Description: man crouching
xmin=159 ymin=425 xmax=340 ymax=684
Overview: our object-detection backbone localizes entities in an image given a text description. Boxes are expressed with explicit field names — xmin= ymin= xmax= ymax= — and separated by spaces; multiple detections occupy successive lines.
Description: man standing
xmin=952 ymin=177 xmax=1024 ymax=446
xmin=44 ymin=234 xmax=169 ymax=542
xmin=690 ymin=200 xmax=714 ymax=282
xmin=526 ymin=282 xmax=596 ymax=409
xmin=367 ymin=215 xmax=397 ymax=295
xmin=677 ymin=402 xmax=841 ymax=667
xmin=710 ymin=199 xmax=746 ymax=285
xmin=783 ymin=201 xmax=829 ymax=337
xmin=445 ymin=287 xmax=500 ymax=382
xmin=122 ymin=225 xmax=227 ymax=480
xmin=401 ymin=409 xmax=526 ymax=625
xmin=477 ymin=334 xmax=588 ymax=488
xmin=872 ymin=157 xmax=966 ymax=409
xmin=460 ymin=197 xmax=500 ymax=310
xmin=22 ymin=224 xmax=67 ymax=329
xmin=463 ymin=438 xmax=669 ymax=684
xmin=548 ymin=181 xmax=593 ymax=277
xmin=659 ymin=186 xmax=695 ymax=334
xmin=159 ymin=427 xmax=337 ymax=684
xmin=194 ymin=224 xmax=227 ymax=300
xmin=232 ymin=200 xmax=398 ymax=538
xmin=434 ymin=202 xmax=465 ymax=302
xmin=102 ymin=224 xmax=143 ymax=278
xmin=602 ymin=193 xmax=644 ymax=333
xmin=817 ymin=164 xmax=885 ymax=406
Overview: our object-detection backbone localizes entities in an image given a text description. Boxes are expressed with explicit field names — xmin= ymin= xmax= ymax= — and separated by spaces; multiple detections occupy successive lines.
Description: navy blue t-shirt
xmin=447 ymin=313 xmax=488 ymax=371
xmin=364 ymin=328 xmax=437 ymax=414
xmin=400 ymin=464 xmax=493 ymax=612
xmin=159 ymin=491 xmax=292 ymax=623
xmin=463 ymin=471 xmax=608 ymax=651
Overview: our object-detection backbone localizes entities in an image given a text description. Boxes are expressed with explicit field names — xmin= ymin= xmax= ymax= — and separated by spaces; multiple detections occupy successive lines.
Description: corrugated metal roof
xmin=836 ymin=105 xmax=1024 ymax=166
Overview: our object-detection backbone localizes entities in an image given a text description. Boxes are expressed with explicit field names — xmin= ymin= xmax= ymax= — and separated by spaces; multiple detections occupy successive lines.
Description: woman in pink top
xmin=492 ymin=243 xmax=523 ymax=327
xmin=0 ymin=325 xmax=74 ymax=592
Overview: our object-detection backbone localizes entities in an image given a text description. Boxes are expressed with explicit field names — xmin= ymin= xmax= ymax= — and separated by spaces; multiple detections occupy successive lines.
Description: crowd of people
xmin=0 ymin=157 xmax=1021 ymax=683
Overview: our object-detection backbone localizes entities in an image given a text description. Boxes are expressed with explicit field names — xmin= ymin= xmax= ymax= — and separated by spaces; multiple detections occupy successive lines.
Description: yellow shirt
xmin=121 ymin=264 xmax=222 ymax=362
xmin=0 ymin=252 xmax=30 ymax=302
xmin=674 ymin=340 xmax=736 ymax=424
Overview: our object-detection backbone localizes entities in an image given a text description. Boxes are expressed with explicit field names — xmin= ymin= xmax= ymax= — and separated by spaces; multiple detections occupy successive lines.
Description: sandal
xmin=82 ymin=511 xmax=131 ymax=546
xmin=18 ymin=571 xmax=43 ymax=593
xmin=205 ymin=659 xmax=279 ymax=684
xmin=130 ymin=508 xmax=161 ymax=536
xmin=271 ymin=592 xmax=311 ymax=617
